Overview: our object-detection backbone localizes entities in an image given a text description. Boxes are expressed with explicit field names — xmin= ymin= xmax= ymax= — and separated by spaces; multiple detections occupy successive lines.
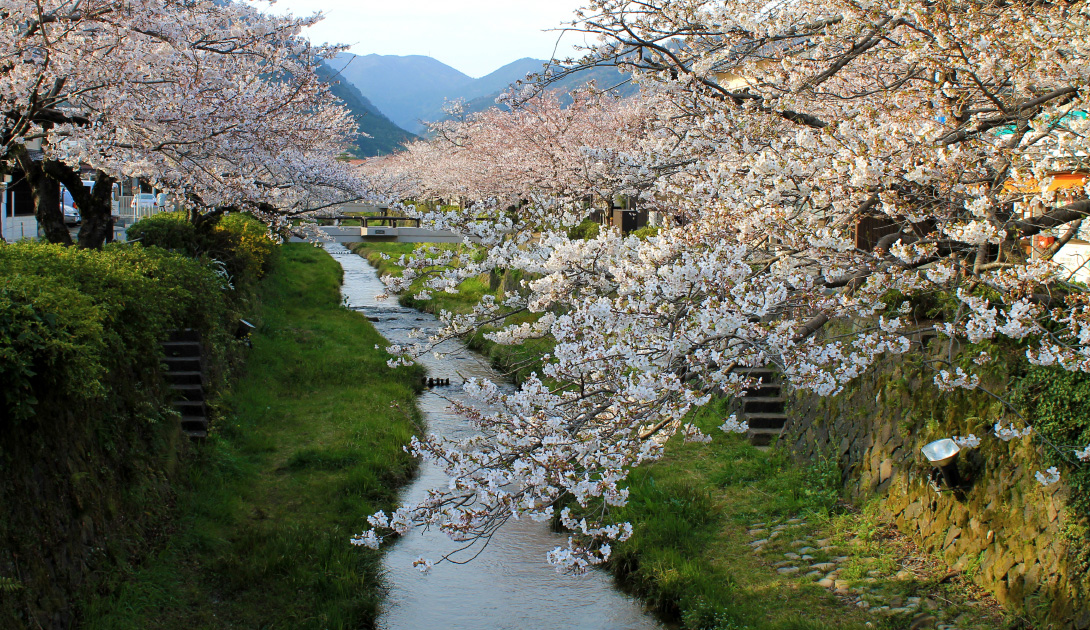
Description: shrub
xmin=1013 ymin=367 xmax=1090 ymax=516
xmin=0 ymin=275 xmax=105 ymax=420
xmin=127 ymin=212 xmax=276 ymax=287
xmin=568 ymin=218 xmax=601 ymax=240
xmin=0 ymin=242 xmax=229 ymax=423
xmin=631 ymin=225 xmax=660 ymax=240
xmin=205 ymin=213 xmax=276 ymax=284
xmin=125 ymin=211 xmax=200 ymax=255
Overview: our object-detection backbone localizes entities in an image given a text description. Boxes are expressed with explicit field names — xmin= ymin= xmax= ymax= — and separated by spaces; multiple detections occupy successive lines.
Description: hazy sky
xmin=261 ymin=0 xmax=593 ymax=78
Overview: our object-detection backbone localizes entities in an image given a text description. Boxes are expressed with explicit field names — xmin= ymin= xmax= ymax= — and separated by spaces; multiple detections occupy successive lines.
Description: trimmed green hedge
xmin=0 ymin=242 xmax=229 ymax=421
xmin=567 ymin=217 xmax=601 ymax=240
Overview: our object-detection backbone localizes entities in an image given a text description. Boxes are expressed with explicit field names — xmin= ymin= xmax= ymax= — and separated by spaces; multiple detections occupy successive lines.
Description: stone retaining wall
xmin=783 ymin=359 xmax=1089 ymax=628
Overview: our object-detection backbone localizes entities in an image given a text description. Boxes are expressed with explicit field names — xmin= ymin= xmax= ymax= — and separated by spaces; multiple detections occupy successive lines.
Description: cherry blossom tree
xmin=0 ymin=0 xmax=366 ymax=248
xmin=356 ymin=0 xmax=1090 ymax=573
xmin=377 ymin=91 xmax=661 ymax=209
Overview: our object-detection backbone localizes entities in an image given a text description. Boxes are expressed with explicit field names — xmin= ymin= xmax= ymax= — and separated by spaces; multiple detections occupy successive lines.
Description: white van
xmin=60 ymin=181 xmax=95 ymax=226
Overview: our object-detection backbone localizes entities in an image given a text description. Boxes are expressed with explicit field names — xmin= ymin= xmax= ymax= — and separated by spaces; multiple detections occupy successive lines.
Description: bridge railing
xmin=313 ymin=215 xmax=423 ymax=228
xmin=363 ymin=216 xmax=422 ymax=228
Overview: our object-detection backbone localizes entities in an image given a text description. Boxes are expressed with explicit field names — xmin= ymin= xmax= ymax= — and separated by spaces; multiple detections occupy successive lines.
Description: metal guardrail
xmin=114 ymin=196 xmax=173 ymax=223
xmin=363 ymin=216 xmax=421 ymax=228
xmin=315 ymin=215 xmax=423 ymax=228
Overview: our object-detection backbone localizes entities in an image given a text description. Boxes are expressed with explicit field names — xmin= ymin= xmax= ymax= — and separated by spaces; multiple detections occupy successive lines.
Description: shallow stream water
xmin=327 ymin=244 xmax=664 ymax=630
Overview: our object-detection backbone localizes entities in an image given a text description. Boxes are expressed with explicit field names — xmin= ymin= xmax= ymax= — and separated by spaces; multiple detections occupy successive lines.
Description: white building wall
xmin=1053 ymin=242 xmax=1090 ymax=284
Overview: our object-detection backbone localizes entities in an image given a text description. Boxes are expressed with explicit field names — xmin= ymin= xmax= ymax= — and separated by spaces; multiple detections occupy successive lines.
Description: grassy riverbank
xmin=596 ymin=398 xmax=871 ymax=630
xmin=594 ymin=398 xmax=1011 ymax=630
xmin=81 ymin=244 xmax=423 ymax=630
xmin=347 ymin=242 xmax=488 ymax=314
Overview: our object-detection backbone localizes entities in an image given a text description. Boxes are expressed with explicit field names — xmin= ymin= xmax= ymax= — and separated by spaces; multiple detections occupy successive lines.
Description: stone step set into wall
xmin=161 ymin=330 xmax=209 ymax=439
xmin=782 ymin=362 xmax=1089 ymax=628
xmin=736 ymin=366 xmax=788 ymax=447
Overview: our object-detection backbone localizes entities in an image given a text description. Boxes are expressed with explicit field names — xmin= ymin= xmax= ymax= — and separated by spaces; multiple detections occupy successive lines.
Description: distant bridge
xmin=289 ymin=216 xmax=470 ymax=244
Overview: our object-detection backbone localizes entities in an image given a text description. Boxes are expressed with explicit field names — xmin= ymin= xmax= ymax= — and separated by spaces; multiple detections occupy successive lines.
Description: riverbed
xmin=327 ymin=244 xmax=663 ymax=630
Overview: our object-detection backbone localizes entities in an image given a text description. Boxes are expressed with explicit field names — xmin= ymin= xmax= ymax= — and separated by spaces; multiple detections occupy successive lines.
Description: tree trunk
xmin=42 ymin=162 xmax=115 ymax=249
xmin=77 ymin=171 xmax=115 ymax=249
xmin=14 ymin=149 xmax=71 ymax=246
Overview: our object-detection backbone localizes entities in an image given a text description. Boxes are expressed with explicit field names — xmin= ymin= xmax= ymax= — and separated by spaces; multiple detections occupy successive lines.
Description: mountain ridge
xmin=328 ymin=53 xmax=637 ymax=135
xmin=327 ymin=54 xmax=476 ymax=133
xmin=317 ymin=61 xmax=417 ymax=157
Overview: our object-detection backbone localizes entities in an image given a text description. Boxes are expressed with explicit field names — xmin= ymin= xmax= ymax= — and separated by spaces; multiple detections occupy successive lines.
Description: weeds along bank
xmin=78 ymin=243 xmax=423 ymax=630
xmin=0 ymin=213 xmax=272 ymax=629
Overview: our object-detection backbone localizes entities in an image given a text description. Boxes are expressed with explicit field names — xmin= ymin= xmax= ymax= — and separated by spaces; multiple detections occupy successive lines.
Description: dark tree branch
xmin=1014 ymin=200 xmax=1090 ymax=236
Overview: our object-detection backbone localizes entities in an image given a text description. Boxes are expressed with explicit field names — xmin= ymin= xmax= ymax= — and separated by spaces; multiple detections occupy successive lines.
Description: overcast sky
xmin=261 ymin=0 xmax=593 ymax=78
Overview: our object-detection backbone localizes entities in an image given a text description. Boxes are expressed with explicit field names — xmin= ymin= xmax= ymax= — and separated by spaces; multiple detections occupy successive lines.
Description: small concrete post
xmin=0 ymin=174 xmax=9 ymax=241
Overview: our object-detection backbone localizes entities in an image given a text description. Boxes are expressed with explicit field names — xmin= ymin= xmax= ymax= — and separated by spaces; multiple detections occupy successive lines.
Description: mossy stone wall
xmin=783 ymin=359 xmax=1089 ymax=629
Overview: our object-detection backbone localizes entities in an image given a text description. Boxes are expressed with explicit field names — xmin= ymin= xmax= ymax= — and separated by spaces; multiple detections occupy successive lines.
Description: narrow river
xmin=327 ymin=244 xmax=664 ymax=630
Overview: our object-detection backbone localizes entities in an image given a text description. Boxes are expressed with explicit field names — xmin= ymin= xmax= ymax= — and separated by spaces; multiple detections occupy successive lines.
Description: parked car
xmin=61 ymin=184 xmax=86 ymax=226
xmin=62 ymin=204 xmax=81 ymax=226
xmin=131 ymin=193 xmax=157 ymax=214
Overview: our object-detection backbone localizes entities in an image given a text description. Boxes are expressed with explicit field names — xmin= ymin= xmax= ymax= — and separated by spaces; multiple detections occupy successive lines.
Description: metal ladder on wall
xmin=161 ymin=329 xmax=209 ymax=439
xmin=737 ymin=366 xmax=787 ymax=447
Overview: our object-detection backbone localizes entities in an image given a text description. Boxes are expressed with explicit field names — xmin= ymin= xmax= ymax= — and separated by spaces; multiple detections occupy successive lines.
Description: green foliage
xmin=681 ymin=599 xmax=750 ymax=630
xmin=567 ymin=218 xmax=601 ymax=240
xmin=876 ymin=287 xmax=956 ymax=322
xmin=1014 ymin=367 xmax=1090 ymax=505
xmin=124 ymin=212 xmax=199 ymax=254
xmin=1013 ymin=366 xmax=1090 ymax=581
xmin=284 ymin=447 xmax=364 ymax=472
xmin=630 ymin=225 xmax=660 ymax=240
xmin=349 ymin=242 xmax=550 ymax=384
xmin=586 ymin=399 xmax=867 ymax=630
xmin=0 ymin=276 xmax=105 ymax=419
xmin=127 ymin=212 xmax=275 ymax=288
xmin=0 ymin=241 xmax=228 ymax=422
xmin=0 ymin=577 xmax=23 ymax=593
xmin=1062 ymin=519 xmax=1090 ymax=584
xmin=206 ymin=214 xmax=277 ymax=284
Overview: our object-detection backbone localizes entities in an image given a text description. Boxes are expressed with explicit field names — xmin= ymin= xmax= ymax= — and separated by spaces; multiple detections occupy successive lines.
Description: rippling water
xmin=326 ymin=244 xmax=663 ymax=630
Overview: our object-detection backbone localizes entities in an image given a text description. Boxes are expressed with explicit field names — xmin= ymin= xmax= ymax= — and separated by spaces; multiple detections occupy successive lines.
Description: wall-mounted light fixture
xmin=235 ymin=319 xmax=256 ymax=340
xmin=921 ymin=438 xmax=962 ymax=489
